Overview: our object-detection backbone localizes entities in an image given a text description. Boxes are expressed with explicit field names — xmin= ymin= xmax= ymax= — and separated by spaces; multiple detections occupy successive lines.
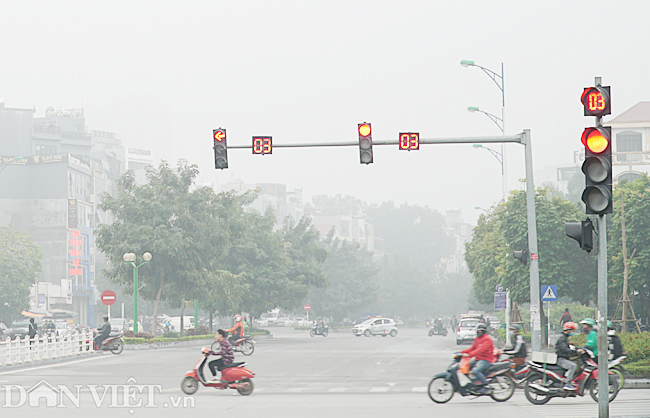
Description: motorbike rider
xmin=499 ymin=324 xmax=527 ymax=367
xmin=460 ymin=323 xmax=495 ymax=394
xmin=450 ymin=315 xmax=459 ymax=331
xmin=227 ymin=315 xmax=245 ymax=345
xmin=580 ymin=318 xmax=598 ymax=360
xmin=316 ymin=316 xmax=325 ymax=334
xmin=95 ymin=316 xmax=111 ymax=349
xmin=555 ymin=321 xmax=580 ymax=391
xmin=207 ymin=329 xmax=235 ymax=383
xmin=433 ymin=317 xmax=443 ymax=333
xmin=607 ymin=320 xmax=624 ymax=361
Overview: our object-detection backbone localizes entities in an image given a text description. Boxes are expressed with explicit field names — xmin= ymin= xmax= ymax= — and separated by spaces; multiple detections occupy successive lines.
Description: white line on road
xmin=412 ymin=387 xmax=427 ymax=392
xmin=287 ymin=388 xmax=306 ymax=393
xmin=369 ymin=387 xmax=388 ymax=392
xmin=328 ymin=388 xmax=348 ymax=392
xmin=0 ymin=355 xmax=111 ymax=375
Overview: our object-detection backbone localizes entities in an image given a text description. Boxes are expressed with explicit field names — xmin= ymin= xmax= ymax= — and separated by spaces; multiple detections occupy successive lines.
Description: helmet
xmin=562 ymin=321 xmax=578 ymax=331
xmin=580 ymin=318 xmax=596 ymax=327
xmin=234 ymin=315 xmax=242 ymax=322
xmin=103 ymin=315 xmax=109 ymax=320
xmin=509 ymin=324 xmax=520 ymax=331
xmin=318 ymin=316 xmax=322 ymax=320
xmin=476 ymin=323 xmax=488 ymax=332
xmin=607 ymin=320 xmax=614 ymax=329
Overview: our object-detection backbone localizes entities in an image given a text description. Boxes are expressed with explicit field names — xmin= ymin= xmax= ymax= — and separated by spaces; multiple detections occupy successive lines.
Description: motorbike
xmin=524 ymin=351 xmax=619 ymax=404
xmin=212 ymin=335 xmax=255 ymax=356
xmin=181 ymin=350 xmax=255 ymax=396
xmin=428 ymin=324 xmax=447 ymax=337
xmin=609 ymin=356 xmax=627 ymax=391
xmin=92 ymin=331 xmax=124 ymax=354
xmin=428 ymin=354 xmax=516 ymax=403
xmin=310 ymin=325 xmax=328 ymax=337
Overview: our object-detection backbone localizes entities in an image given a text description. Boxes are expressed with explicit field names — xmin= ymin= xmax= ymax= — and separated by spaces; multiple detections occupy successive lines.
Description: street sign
xmin=541 ymin=285 xmax=558 ymax=302
xmin=531 ymin=253 xmax=539 ymax=261
xmin=494 ymin=292 xmax=507 ymax=310
xmin=495 ymin=284 xmax=504 ymax=292
xmin=101 ymin=290 xmax=117 ymax=306
xmin=303 ymin=304 xmax=311 ymax=312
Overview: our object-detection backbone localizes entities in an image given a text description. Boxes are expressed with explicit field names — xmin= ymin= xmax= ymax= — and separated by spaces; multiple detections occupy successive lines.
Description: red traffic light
xmin=581 ymin=86 xmax=611 ymax=117
xmin=581 ymin=127 xmax=610 ymax=154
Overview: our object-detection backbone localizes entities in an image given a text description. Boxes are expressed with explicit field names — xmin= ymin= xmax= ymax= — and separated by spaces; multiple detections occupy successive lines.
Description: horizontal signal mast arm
xmin=226 ymin=133 xmax=524 ymax=149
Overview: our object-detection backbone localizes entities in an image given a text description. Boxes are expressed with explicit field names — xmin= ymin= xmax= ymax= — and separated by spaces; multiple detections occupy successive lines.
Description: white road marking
xmin=388 ymin=382 xmax=396 ymax=387
xmin=0 ymin=355 xmax=110 ymax=375
xmin=369 ymin=387 xmax=388 ymax=392
xmin=287 ymin=388 xmax=306 ymax=392
xmin=412 ymin=387 xmax=427 ymax=392
xmin=328 ymin=387 xmax=347 ymax=392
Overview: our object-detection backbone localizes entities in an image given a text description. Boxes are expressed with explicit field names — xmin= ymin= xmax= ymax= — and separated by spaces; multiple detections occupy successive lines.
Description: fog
xmin=2 ymin=1 xmax=649 ymax=222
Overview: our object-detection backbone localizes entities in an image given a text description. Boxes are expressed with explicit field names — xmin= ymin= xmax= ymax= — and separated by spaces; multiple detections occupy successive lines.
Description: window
xmin=35 ymin=144 xmax=57 ymax=155
xmin=129 ymin=161 xmax=151 ymax=170
xmin=616 ymin=131 xmax=642 ymax=162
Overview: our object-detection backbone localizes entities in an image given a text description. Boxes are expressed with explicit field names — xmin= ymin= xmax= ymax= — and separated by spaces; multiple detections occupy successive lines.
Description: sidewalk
xmin=0 ymin=350 xmax=101 ymax=372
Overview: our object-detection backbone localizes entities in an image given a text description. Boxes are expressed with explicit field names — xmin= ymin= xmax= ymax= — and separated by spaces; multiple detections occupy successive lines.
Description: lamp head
xmin=122 ymin=253 xmax=136 ymax=262
xmin=143 ymin=252 xmax=152 ymax=262
xmin=472 ymin=144 xmax=483 ymax=149
xmin=460 ymin=60 xmax=475 ymax=67
xmin=468 ymin=106 xmax=479 ymax=113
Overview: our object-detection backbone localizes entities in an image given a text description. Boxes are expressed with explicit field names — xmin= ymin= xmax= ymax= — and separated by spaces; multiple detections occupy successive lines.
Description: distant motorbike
xmin=428 ymin=324 xmax=447 ymax=337
xmin=524 ymin=351 xmax=618 ymax=404
xmin=92 ymin=331 xmax=124 ymax=354
xmin=181 ymin=349 xmax=255 ymax=396
xmin=428 ymin=354 xmax=516 ymax=403
xmin=310 ymin=325 xmax=328 ymax=337
xmin=212 ymin=335 xmax=255 ymax=356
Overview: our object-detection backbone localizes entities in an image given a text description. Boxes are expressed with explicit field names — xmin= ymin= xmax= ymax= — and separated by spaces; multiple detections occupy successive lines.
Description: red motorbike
xmin=90 ymin=331 xmax=124 ymax=354
xmin=524 ymin=352 xmax=618 ymax=404
xmin=181 ymin=349 xmax=255 ymax=396
xmin=212 ymin=335 xmax=255 ymax=356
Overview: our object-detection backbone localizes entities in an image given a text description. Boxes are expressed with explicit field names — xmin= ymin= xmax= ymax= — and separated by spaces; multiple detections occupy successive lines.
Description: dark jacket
xmin=608 ymin=332 xmax=624 ymax=360
xmin=99 ymin=321 xmax=111 ymax=338
xmin=555 ymin=333 xmax=578 ymax=359
xmin=28 ymin=322 xmax=38 ymax=338
xmin=504 ymin=334 xmax=527 ymax=359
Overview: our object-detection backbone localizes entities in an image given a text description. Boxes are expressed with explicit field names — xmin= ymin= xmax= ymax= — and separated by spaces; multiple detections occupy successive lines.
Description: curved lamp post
xmin=123 ymin=252 xmax=152 ymax=333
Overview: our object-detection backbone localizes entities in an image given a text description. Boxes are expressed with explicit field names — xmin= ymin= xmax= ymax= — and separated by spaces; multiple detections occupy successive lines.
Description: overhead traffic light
xmin=565 ymin=220 xmax=594 ymax=253
xmin=581 ymin=86 xmax=611 ymax=117
xmin=513 ymin=249 xmax=529 ymax=265
xmin=581 ymin=127 xmax=612 ymax=214
xmin=358 ymin=123 xmax=373 ymax=164
xmin=213 ymin=128 xmax=228 ymax=169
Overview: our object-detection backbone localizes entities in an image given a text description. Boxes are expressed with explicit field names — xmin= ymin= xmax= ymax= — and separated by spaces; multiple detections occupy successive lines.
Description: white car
xmin=353 ymin=318 xmax=398 ymax=337
xmin=456 ymin=317 xmax=480 ymax=345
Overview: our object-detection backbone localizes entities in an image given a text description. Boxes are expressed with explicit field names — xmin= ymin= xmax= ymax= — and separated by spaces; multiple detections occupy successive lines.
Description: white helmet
xmin=234 ymin=315 xmax=242 ymax=322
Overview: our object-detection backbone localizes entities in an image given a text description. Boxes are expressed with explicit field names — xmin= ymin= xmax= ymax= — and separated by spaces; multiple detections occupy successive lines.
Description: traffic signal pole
xmin=594 ymin=76 xmax=609 ymax=418
xmin=523 ymin=129 xmax=542 ymax=352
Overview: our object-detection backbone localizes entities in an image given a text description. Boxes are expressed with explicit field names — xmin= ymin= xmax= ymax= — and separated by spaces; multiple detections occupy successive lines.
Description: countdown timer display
xmin=398 ymin=133 xmax=419 ymax=150
xmin=252 ymin=137 xmax=272 ymax=154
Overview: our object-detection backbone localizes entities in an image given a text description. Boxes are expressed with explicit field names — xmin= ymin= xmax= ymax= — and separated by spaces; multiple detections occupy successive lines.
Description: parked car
xmin=9 ymin=318 xmax=38 ymax=339
xmin=169 ymin=316 xmax=195 ymax=331
xmin=456 ymin=317 xmax=480 ymax=345
xmin=353 ymin=317 xmax=398 ymax=337
xmin=109 ymin=318 xmax=128 ymax=333
xmin=487 ymin=316 xmax=501 ymax=332
xmin=0 ymin=322 xmax=9 ymax=339
xmin=54 ymin=320 xmax=73 ymax=336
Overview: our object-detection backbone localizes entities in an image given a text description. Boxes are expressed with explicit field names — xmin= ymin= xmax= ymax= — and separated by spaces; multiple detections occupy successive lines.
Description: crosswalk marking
xmin=327 ymin=388 xmax=347 ymax=393
xmin=412 ymin=387 xmax=427 ymax=392
xmin=286 ymin=388 xmax=306 ymax=393
xmin=369 ymin=387 xmax=388 ymax=392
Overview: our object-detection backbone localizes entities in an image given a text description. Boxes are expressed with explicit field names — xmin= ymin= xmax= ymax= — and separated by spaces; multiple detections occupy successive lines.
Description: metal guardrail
xmin=0 ymin=331 xmax=95 ymax=366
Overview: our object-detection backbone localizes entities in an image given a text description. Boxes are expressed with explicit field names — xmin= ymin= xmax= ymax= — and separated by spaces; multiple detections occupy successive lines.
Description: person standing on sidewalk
xmin=559 ymin=308 xmax=572 ymax=326
xmin=28 ymin=318 xmax=38 ymax=347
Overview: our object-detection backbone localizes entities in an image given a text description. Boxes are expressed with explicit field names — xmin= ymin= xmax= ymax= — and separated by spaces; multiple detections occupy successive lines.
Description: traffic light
xmin=565 ymin=220 xmax=594 ymax=253
xmin=581 ymin=127 xmax=612 ymax=214
xmin=213 ymin=128 xmax=228 ymax=169
xmin=358 ymin=123 xmax=373 ymax=164
xmin=581 ymin=86 xmax=611 ymax=117
xmin=513 ymin=249 xmax=528 ymax=265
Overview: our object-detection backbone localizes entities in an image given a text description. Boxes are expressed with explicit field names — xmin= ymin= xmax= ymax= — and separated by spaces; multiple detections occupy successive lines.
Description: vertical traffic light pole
xmin=594 ymin=76 xmax=609 ymax=418
xmin=523 ymin=129 xmax=542 ymax=352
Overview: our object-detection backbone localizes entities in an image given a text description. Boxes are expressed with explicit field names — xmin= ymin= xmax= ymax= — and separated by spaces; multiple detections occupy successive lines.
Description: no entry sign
xmin=101 ymin=290 xmax=116 ymax=306
xmin=303 ymin=304 xmax=311 ymax=311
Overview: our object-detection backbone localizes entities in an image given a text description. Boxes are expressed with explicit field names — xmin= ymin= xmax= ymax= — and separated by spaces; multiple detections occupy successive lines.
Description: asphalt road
xmin=0 ymin=327 xmax=648 ymax=418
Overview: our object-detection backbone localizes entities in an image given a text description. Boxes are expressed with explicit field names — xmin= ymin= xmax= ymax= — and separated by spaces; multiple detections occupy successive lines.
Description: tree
xmin=96 ymin=160 xmax=228 ymax=334
xmin=309 ymin=238 xmax=379 ymax=321
xmin=608 ymin=174 xmax=650 ymax=323
xmin=0 ymin=226 xmax=43 ymax=323
xmin=465 ymin=187 xmax=596 ymax=305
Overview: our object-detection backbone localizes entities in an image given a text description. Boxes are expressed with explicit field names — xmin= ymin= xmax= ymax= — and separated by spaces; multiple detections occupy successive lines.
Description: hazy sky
xmin=2 ymin=1 xmax=649 ymax=224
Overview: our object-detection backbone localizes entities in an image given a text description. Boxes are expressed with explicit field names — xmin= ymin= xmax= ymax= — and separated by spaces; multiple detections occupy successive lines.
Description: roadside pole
xmin=505 ymin=289 xmax=511 ymax=346
xmin=523 ymin=129 xmax=542 ymax=352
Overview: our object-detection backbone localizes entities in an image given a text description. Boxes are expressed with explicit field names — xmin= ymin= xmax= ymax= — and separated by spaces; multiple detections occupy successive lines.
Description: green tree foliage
xmin=309 ymin=238 xmax=379 ymax=321
xmin=608 ymin=174 xmax=650 ymax=321
xmin=96 ymin=160 xmax=227 ymax=333
xmin=465 ymin=187 xmax=596 ymax=305
xmin=0 ymin=227 xmax=43 ymax=322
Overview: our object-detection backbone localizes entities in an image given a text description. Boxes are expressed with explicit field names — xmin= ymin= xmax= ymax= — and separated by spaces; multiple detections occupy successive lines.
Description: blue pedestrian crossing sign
xmin=541 ymin=285 xmax=558 ymax=301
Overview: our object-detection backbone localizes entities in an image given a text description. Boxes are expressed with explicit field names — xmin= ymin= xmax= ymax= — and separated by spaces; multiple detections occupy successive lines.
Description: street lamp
xmin=461 ymin=59 xmax=507 ymax=199
xmin=472 ymin=142 xmax=505 ymax=199
xmin=123 ymin=252 xmax=152 ymax=333
xmin=474 ymin=206 xmax=488 ymax=213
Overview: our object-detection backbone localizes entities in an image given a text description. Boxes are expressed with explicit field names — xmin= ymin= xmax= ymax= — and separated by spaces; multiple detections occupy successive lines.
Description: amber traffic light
xmin=358 ymin=123 xmax=373 ymax=164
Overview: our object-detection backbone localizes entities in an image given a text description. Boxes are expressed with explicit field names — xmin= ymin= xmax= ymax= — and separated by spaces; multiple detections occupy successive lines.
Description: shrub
xmin=624 ymin=360 xmax=650 ymax=378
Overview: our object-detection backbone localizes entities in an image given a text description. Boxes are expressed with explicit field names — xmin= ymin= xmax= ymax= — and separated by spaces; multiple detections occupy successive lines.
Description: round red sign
xmin=101 ymin=290 xmax=117 ymax=306
xmin=303 ymin=304 xmax=311 ymax=311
